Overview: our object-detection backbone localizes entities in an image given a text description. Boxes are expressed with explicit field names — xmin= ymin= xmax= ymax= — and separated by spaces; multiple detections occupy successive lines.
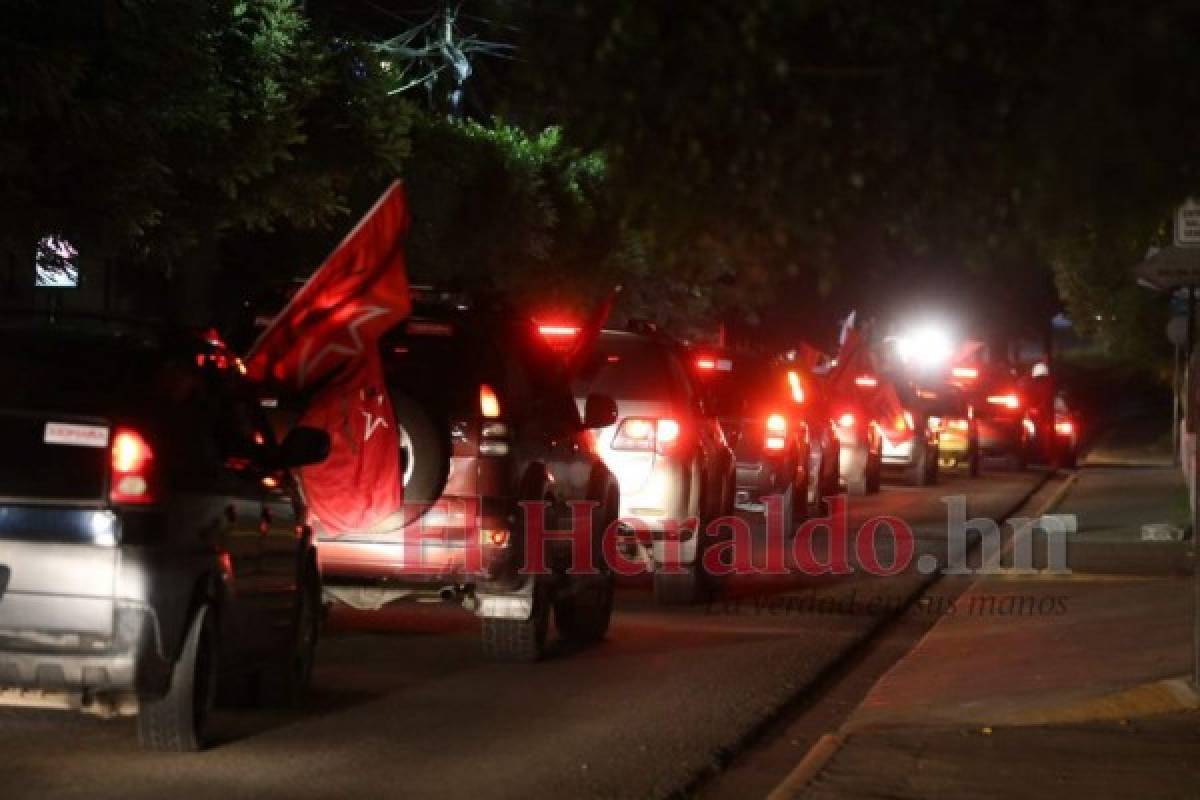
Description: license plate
xmin=44 ymin=422 xmax=109 ymax=448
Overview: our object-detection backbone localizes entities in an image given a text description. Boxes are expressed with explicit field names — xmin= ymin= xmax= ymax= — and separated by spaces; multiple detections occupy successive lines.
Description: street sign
xmin=1136 ymin=246 xmax=1200 ymax=291
xmin=34 ymin=235 xmax=79 ymax=288
xmin=1178 ymin=199 xmax=1200 ymax=247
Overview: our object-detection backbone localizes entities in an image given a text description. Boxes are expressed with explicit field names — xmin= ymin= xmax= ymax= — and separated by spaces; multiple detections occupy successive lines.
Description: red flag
xmin=563 ymin=285 xmax=621 ymax=379
xmin=247 ymin=182 xmax=412 ymax=535
xmin=246 ymin=182 xmax=412 ymax=390
xmin=296 ymin=354 xmax=402 ymax=534
xmin=829 ymin=323 xmax=909 ymax=437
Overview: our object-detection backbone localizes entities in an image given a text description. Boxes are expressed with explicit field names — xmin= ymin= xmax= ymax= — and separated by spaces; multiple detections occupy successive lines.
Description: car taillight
xmin=987 ymin=392 xmax=1020 ymax=410
xmin=947 ymin=417 xmax=970 ymax=432
xmin=855 ymin=374 xmax=878 ymax=389
xmin=480 ymin=421 xmax=510 ymax=456
xmin=479 ymin=384 xmax=502 ymax=419
xmin=787 ymin=370 xmax=805 ymax=403
xmin=612 ymin=418 xmax=680 ymax=454
xmin=765 ymin=413 xmax=787 ymax=450
xmin=952 ymin=366 xmax=978 ymax=381
xmin=1055 ymin=420 xmax=1075 ymax=436
xmin=837 ymin=412 xmax=856 ymax=428
xmin=693 ymin=356 xmax=732 ymax=372
xmin=537 ymin=324 xmax=580 ymax=338
xmin=110 ymin=428 xmax=155 ymax=504
xmin=656 ymin=419 xmax=681 ymax=449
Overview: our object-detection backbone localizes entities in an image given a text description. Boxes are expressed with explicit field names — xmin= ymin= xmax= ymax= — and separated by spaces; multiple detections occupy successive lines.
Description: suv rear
xmin=314 ymin=303 xmax=620 ymax=662
xmin=571 ymin=331 xmax=735 ymax=605
xmin=0 ymin=315 xmax=328 ymax=750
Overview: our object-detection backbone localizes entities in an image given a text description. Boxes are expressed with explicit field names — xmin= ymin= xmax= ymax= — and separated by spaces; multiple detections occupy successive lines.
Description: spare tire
xmin=389 ymin=390 xmax=450 ymax=507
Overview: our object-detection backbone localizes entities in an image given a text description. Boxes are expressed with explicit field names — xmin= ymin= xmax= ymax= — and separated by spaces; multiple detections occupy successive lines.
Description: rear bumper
xmin=0 ymin=603 xmax=166 ymax=694
xmin=316 ymin=496 xmax=515 ymax=585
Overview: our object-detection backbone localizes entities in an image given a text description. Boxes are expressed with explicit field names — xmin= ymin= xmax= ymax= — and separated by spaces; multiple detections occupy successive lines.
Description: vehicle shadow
xmin=207 ymin=684 xmax=382 ymax=748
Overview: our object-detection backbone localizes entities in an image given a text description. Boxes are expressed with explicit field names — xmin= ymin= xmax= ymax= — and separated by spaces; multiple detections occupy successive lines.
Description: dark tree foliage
xmin=0 ymin=0 xmax=411 ymax=320
xmin=477 ymin=1 xmax=1198 ymax=352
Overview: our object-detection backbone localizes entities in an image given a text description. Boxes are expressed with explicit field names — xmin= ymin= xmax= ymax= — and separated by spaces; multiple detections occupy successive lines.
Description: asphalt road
xmin=0 ymin=468 xmax=1043 ymax=800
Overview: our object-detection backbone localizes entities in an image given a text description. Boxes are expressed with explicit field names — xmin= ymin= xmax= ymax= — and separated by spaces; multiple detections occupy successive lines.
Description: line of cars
xmin=0 ymin=304 xmax=1078 ymax=752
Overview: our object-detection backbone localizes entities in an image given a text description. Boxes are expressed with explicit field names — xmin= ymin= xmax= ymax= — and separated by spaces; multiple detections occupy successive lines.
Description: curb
xmin=1000 ymin=676 xmax=1200 ymax=726
xmin=765 ymin=733 xmax=843 ymax=800
xmin=750 ymin=471 xmax=1059 ymax=799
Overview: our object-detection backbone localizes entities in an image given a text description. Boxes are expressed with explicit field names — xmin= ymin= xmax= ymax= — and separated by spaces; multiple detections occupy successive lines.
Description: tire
xmin=906 ymin=442 xmax=929 ymax=487
xmin=773 ymin=482 xmax=796 ymax=537
xmin=257 ymin=561 xmax=320 ymax=707
xmin=481 ymin=583 xmax=551 ymax=662
xmin=138 ymin=604 xmax=218 ymax=752
xmin=389 ymin=391 xmax=450 ymax=506
xmin=554 ymin=490 xmax=616 ymax=644
xmin=866 ymin=450 xmax=882 ymax=494
xmin=654 ymin=566 xmax=704 ymax=606
xmin=815 ymin=454 xmax=840 ymax=515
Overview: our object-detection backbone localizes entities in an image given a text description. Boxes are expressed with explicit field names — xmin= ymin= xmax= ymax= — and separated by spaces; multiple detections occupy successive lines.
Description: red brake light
xmin=952 ymin=366 xmax=979 ymax=381
xmin=612 ymin=417 xmax=680 ymax=453
xmin=656 ymin=418 xmax=681 ymax=447
xmin=110 ymin=428 xmax=155 ymax=504
xmin=837 ymin=412 xmax=856 ymax=428
xmin=1055 ymin=420 xmax=1075 ymax=436
xmin=855 ymin=374 xmax=878 ymax=389
xmin=695 ymin=357 xmax=717 ymax=371
xmin=479 ymin=384 xmax=502 ymax=419
xmin=537 ymin=324 xmax=580 ymax=338
xmin=987 ymin=393 xmax=1021 ymax=410
xmin=765 ymin=413 xmax=788 ymax=450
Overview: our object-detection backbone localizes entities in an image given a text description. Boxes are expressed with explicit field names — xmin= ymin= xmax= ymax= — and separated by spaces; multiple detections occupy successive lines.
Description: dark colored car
xmin=0 ymin=314 xmax=329 ymax=751
xmin=958 ymin=362 xmax=1031 ymax=470
xmin=689 ymin=351 xmax=838 ymax=532
xmin=315 ymin=299 xmax=621 ymax=662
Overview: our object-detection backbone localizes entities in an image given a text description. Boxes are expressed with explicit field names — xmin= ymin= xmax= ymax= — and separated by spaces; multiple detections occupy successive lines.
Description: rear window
xmin=572 ymin=334 xmax=680 ymax=403
xmin=699 ymin=360 xmax=794 ymax=417
xmin=0 ymin=321 xmax=167 ymax=413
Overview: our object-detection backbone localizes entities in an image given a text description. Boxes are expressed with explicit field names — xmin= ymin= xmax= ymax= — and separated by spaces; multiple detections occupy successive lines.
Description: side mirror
xmin=278 ymin=426 xmax=331 ymax=468
xmin=583 ymin=393 xmax=619 ymax=429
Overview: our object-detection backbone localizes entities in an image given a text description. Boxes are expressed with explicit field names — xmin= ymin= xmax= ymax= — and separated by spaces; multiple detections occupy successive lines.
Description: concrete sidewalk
xmin=785 ymin=463 xmax=1200 ymax=798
